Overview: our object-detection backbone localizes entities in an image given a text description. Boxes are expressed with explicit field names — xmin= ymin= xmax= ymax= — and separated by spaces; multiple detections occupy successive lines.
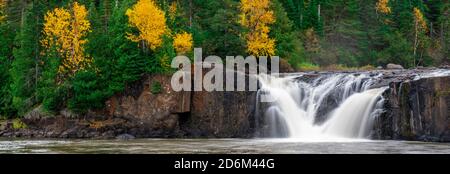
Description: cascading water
xmin=256 ymin=73 xmax=387 ymax=140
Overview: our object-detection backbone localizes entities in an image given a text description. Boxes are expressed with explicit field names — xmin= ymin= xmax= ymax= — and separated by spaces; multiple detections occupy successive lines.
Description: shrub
xmin=12 ymin=119 xmax=27 ymax=129
xmin=151 ymin=81 xmax=162 ymax=94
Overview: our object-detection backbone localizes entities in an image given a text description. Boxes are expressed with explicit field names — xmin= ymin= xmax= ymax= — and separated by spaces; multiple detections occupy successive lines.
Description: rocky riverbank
xmin=0 ymin=72 xmax=257 ymax=139
xmin=1 ymin=67 xmax=450 ymax=141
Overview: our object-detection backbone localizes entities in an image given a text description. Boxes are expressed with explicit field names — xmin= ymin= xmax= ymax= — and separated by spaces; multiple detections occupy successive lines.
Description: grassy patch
xmin=322 ymin=64 xmax=376 ymax=71
xmin=358 ymin=65 xmax=377 ymax=71
xmin=298 ymin=63 xmax=376 ymax=71
xmin=297 ymin=62 xmax=320 ymax=71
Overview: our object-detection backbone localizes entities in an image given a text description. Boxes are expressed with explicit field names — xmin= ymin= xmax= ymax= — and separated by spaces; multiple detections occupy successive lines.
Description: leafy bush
xmin=12 ymin=119 xmax=27 ymax=129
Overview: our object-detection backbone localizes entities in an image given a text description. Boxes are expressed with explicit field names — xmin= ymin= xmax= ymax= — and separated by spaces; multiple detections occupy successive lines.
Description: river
xmin=1 ymin=138 xmax=450 ymax=154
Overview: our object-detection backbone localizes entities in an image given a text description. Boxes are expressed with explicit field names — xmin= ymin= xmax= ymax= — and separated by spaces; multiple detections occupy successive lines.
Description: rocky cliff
xmin=372 ymin=75 xmax=450 ymax=142
xmin=1 ymin=68 xmax=450 ymax=141
xmin=105 ymin=73 xmax=256 ymax=138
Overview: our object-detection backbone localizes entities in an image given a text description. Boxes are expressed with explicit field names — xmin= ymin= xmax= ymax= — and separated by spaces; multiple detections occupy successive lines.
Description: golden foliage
xmin=239 ymin=0 xmax=276 ymax=56
xmin=304 ymin=28 xmax=320 ymax=53
xmin=169 ymin=1 xmax=177 ymax=21
xmin=42 ymin=8 xmax=71 ymax=49
xmin=376 ymin=0 xmax=391 ymax=14
xmin=173 ymin=32 xmax=193 ymax=54
xmin=246 ymin=32 xmax=276 ymax=56
xmin=413 ymin=7 xmax=427 ymax=31
xmin=0 ymin=0 xmax=6 ymax=22
xmin=126 ymin=0 xmax=167 ymax=50
xmin=42 ymin=2 xmax=92 ymax=81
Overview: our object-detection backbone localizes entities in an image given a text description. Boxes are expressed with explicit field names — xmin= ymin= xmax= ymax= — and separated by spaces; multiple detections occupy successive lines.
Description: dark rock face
xmin=373 ymin=76 xmax=450 ymax=141
xmin=104 ymin=72 xmax=256 ymax=138
xmin=187 ymin=90 xmax=256 ymax=137
xmin=105 ymin=74 xmax=190 ymax=137
xmin=186 ymin=69 xmax=257 ymax=137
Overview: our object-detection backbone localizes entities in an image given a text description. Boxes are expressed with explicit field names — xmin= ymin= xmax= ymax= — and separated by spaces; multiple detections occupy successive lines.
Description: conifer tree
xmin=10 ymin=1 xmax=46 ymax=115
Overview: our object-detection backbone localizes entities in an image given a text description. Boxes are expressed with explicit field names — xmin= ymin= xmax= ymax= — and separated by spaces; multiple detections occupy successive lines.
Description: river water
xmin=1 ymin=138 xmax=449 ymax=154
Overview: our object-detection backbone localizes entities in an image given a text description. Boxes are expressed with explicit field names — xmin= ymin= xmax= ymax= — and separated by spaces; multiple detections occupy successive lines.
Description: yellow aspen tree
xmin=42 ymin=2 xmax=92 ymax=82
xmin=413 ymin=8 xmax=427 ymax=31
xmin=376 ymin=0 xmax=391 ymax=14
xmin=173 ymin=32 xmax=193 ymax=55
xmin=126 ymin=0 xmax=167 ymax=50
xmin=413 ymin=7 xmax=428 ymax=66
xmin=168 ymin=1 xmax=177 ymax=21
xmin=239 ymin=0 xmax=276 ymax=56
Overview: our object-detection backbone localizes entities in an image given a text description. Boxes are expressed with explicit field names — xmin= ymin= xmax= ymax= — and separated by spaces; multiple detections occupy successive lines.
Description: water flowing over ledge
xmin=256 ymin=73 xmax=388 ymax=140
xmin=255 ymin=68 xmax=450 ymax=141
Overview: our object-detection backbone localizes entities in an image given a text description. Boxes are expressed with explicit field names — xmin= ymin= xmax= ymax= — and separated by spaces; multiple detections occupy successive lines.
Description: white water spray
xmin=257 ymin=73 xmax=387 ymax=140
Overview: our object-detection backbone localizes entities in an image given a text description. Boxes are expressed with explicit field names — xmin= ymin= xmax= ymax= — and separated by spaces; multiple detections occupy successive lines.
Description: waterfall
xmin=256 ymin=73 xmax=387 ymax=140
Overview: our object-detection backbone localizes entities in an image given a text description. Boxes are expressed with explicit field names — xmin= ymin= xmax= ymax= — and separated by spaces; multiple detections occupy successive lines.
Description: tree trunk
xmin=35 ymin=13 xmax=40 ymax=102
xmin=20 ymin=1 xmax=25 ymax=28
xmin=430 ymin=22 xmax=433 ymax=38
xmin=104 ymin=0 xmax=111 ymax=32
xmin=189 ymin=0 xmax=193 ymax=29
xmin=318 ymin=4 xmax=321 ymax=22
xmin=298 ymin=0 xmax=303 ymax=28
xmin=413 ymin=19 xmax=419 ymax=67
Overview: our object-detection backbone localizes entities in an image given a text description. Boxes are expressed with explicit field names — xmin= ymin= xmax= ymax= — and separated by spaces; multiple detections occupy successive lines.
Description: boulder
xmin=60 ymin=108 xmax=79 ymax=118
xmin=24 ymin=105 xmax=52 ymax=120
xmin=386 ymin=63 xmax=404 ymax=70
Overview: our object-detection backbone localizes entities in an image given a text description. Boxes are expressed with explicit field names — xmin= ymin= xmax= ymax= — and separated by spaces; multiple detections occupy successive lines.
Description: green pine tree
xmin=10 ymin=1 xmax=46 ymax=116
